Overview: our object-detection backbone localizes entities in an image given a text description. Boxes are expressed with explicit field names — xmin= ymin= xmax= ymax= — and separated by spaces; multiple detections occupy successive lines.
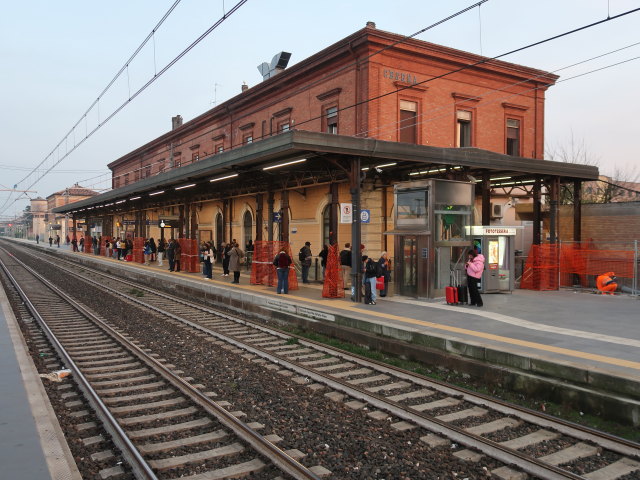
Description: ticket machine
xmin=465 ymin=226 xmax=521 ymax=293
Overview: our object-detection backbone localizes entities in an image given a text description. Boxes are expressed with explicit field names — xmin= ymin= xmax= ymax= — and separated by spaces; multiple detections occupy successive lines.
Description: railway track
xmin=0 ymin=246 xmax=323 ymax=480
xmin=3 ymin=241 xmax=640 ymax=479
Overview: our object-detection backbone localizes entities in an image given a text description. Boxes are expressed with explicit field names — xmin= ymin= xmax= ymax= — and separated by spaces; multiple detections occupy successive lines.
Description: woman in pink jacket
xmin=465 ymin=250 xmax=485 ymax=307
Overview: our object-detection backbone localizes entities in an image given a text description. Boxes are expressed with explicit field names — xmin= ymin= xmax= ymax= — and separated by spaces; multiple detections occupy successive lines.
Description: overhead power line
xmin=0 ymin=0 xmax=248 ymax=217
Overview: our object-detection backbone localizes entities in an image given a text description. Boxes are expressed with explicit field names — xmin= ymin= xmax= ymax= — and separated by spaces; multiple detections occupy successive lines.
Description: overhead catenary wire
xmin=0 ymin=0 xmax=248 ymax=217
xmin=81 ymin=32 xmax=640 ymax=193
xmin=359 ymin=41 xmax=640 ymax=140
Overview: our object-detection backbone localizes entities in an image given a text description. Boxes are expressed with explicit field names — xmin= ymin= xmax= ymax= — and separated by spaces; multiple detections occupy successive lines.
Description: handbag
xmin=375 ymin=276 xmax=385 ymax=290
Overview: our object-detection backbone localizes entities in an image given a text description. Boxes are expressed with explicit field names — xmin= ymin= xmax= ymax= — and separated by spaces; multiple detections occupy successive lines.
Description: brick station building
xmin=54 ymin=23 xmax=597 ymax=298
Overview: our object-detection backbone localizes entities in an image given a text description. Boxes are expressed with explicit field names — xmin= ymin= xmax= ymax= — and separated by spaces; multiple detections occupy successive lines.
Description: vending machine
xmin=465 ymin=226 xmax=521 ymax=293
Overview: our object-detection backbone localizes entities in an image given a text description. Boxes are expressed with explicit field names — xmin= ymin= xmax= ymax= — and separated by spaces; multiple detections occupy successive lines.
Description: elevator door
xmin=399 ymin=235 xmax=418 ymax=297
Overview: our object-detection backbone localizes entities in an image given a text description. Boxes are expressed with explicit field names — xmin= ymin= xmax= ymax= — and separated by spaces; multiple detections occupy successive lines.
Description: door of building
xmin=399 ymin=235 xmax=418 ymax=297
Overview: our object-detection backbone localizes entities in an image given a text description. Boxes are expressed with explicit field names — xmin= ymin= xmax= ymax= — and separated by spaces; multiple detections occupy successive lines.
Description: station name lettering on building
xmin=383 ymin=69 xmax=418 ymax=84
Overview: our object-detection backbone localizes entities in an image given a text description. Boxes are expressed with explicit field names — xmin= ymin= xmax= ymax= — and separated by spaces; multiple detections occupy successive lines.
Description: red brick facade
xmin=108 ymin=25 xmax=556 ymax=187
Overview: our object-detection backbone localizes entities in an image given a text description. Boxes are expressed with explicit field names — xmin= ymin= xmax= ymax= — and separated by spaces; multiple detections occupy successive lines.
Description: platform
xmin=0 ymin=261 xmax=81 ymax=479
xmin=5 ymin=238 xmax=640 ymax=425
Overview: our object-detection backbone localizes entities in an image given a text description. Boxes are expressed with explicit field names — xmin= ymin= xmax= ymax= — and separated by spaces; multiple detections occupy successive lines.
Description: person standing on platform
xmin=363 ymin=256 xmax=378 ymax=305
xmin=318 ymin=244 xmax=329 ymax=280
xmin=378 ymin=251 xmax=391 ymax=297
xmin=340 ymin=243 xmax=352 ymax=290
xmin=79 ymin=237 xmax=84 ymax=252
xmin=222 ymin=242 xmax=231 ymax=276
xmin=48 ymin=236 xmax=53 ymax=247
xmin=157 ymin=238 xmax=165 ymax=266
xmin=149 ymin=238 xmax=157 ymax=262
xmin=36 ymin=234 xmax=39 ymax=244
xmin=167 ymin=238 xmax=176 ymax=271
xmin=229 ymin=242 xmax=244 ymax=284
xmin=203 ymin=242 xmax=215 ymax=279
xmin=56 ymin=235 xmax=61 ymax=248
xmin=274 ymin=249 xmax=292 ymax=294
xmin=465 ymin=250 xmax=485 ymax=307
xmin=173 ymin=239 xmax=182 ymax=272
xmin=143 ymin=240 xmax=152 ymax=265
xmin=300 ymin=241 xmax=312 ymax=284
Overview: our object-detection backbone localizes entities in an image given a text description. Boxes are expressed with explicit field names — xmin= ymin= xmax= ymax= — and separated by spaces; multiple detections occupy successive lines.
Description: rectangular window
xmin=144 ymin=164 xmax=151 ymax=178
xmin=158 ymin=159 xmax=165 ymax=173
xmin=174 ymin=158 xmax=182 ymax=168
xmin=216 ymin=144 xmax=224 ymax=153
xmin=279 ymin=122 xmax=290 ymax=133
xmin=192 ymin=152 xmax=199 ymax=163
xmin=396 ymin=188 xmax=428 ymax=227
xmin=326 ymin=106 xmax=338 ymax=134
xmin=244 ymin=135 xmax=253 ymax=144
xmin=124 ymin=173 xmax=129 ymax=185
xmin=456 ymin=110 xmax=472 ymax=147
xmin=134 ymin=170 xmax=140 ymax=181
xmin=399 ymin=100 xmax=417 ymax=144
xmin=115 ymin=177 xmax=120 ymax=188
xmin=506 ymin=118 xmax=520 ymax=156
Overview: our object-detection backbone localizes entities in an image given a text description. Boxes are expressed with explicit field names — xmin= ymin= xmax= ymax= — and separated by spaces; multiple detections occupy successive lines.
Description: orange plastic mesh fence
xmin=322 ymin=244 xmax=344 ymax=298
xmin=179 ymin=238 xmax=199 ymax=273
xmin=133 ymin=238 xmax=144 ymax=263
xmin=521 ymin=243 xmax=636 ymax=290
xmin=84 ymin=235 xmax=93 ymax=255
xmin=250 ymin=241 xmax=298 ymax=290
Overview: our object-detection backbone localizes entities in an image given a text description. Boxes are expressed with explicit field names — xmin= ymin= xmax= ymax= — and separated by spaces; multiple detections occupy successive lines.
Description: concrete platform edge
xmin=0 ymin=272 xmax=83 ymax=480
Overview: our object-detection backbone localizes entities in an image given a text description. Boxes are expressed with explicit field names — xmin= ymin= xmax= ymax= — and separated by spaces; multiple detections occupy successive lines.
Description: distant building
xmin=46 ymin=184 xmax=98 ymax=240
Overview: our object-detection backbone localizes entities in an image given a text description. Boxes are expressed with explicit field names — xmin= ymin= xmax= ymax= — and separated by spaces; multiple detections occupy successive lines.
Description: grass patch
xmin=128 ymin=288 xmax=145 ymax=297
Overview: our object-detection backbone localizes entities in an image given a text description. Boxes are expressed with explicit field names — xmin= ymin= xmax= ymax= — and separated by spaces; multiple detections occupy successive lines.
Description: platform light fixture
xmin=262 ymin=158 xmax=306 ymax=171
xmin=115 ymin=200 xmax=127 ymax=204
xmin=129 ymin=196 xmax=141 ymax=201
xmin=210 ymin=173 xmax=238 ymax=183
xmin=409 ymin=166 xmax=462 ymax=176
xmin=149 ymin=190 xmax=165 ymax=196
xmin=376 ymin=162 xmax=397 ymax=169
xmin=175 ymin=183 xmax=196 ymax=190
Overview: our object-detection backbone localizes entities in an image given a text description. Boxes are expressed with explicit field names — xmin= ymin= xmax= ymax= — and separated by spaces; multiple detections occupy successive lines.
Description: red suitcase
xmin=445 ymin=285 xmax=458 ymax=305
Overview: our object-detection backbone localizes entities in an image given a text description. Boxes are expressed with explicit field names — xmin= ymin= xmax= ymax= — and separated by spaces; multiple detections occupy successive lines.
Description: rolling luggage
xmin=446 ymin=271 xmax=458 ymax=305
xmin=445 ymin=285 xmax=458 ymax=305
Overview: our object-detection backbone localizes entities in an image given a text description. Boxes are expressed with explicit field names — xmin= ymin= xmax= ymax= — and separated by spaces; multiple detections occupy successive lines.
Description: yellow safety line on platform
xmin=189 ymin=275 xmax=640 ymax=372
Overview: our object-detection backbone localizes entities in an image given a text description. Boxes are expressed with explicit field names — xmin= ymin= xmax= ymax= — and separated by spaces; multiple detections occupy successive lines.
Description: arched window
xmin=322 ymin=205 xmax=330 ymax=247
xmin=243 ymin=210 xmax=253 ymax=249
xmin=215 ymin=213 xmax=224 ymax=251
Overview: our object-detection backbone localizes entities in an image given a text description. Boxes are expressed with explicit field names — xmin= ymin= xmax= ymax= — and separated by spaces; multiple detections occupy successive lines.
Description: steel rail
xmin=28 ymin=241 xmax=639 ymax=458
xmin=0 ymin=247 xmax=322 ymax=480
xmin=6 ymin=241 xmax=640 ymax=476
xmin=0 ymin=253 xmax=159 ymax=480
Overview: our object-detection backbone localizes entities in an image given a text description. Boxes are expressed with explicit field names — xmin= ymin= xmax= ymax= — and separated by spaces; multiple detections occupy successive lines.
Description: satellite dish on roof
xmin=257 ymin=52 xmax=291 ymax=80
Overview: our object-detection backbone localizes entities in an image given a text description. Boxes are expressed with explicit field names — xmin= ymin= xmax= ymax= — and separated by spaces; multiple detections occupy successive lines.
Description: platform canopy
xmin=53 ymin=130 xmax=598 ymax=214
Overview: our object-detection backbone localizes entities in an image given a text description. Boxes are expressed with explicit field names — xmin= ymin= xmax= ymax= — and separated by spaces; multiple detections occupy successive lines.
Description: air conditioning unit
xmin=491 ymin=203 xmax=503 ymax=219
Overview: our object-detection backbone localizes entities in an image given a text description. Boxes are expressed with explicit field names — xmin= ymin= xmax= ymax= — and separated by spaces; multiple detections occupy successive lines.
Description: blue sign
xmin=272 ymin=212 xmax=282 ymax=223
xmin=360 ymin=209 xmax=370 ymax=223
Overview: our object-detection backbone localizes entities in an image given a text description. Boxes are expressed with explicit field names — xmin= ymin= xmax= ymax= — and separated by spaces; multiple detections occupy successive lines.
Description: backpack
xmin=273 ymin=255 xmax=279 ymax=266
xmin=299 ymin=248 xmax=305 ymax=262
xmin=375 ymin=260 xmax=384 ymax=278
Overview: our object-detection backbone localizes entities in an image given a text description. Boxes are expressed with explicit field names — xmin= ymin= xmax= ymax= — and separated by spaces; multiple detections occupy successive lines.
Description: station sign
xmin=340 ymin=204 xmax=371 ymax=224
xmin=272 ymin=212 xmax=282 ymax=223
xmin=465 ymin=226 xmax=520 ymax=236
xmin=159 ymin=218 xmax=180 ymax=228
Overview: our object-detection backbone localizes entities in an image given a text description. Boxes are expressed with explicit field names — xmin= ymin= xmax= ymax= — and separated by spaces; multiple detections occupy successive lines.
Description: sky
xmin=1 ymin=0 xmax=639 ymax=219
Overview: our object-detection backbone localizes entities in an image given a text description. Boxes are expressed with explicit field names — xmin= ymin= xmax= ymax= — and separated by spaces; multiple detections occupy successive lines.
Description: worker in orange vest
xmin=596 ymin=272 xmax=617 ymax=295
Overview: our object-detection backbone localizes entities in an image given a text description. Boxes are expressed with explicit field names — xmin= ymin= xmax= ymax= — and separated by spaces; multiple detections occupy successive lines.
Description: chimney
xmin=172 ymin=115 xmax=183 ymax=130
xmin=366 ymin=21 xmax=376 ymax=28
xmin=241 ymin=82 xmax=248 ymax=92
